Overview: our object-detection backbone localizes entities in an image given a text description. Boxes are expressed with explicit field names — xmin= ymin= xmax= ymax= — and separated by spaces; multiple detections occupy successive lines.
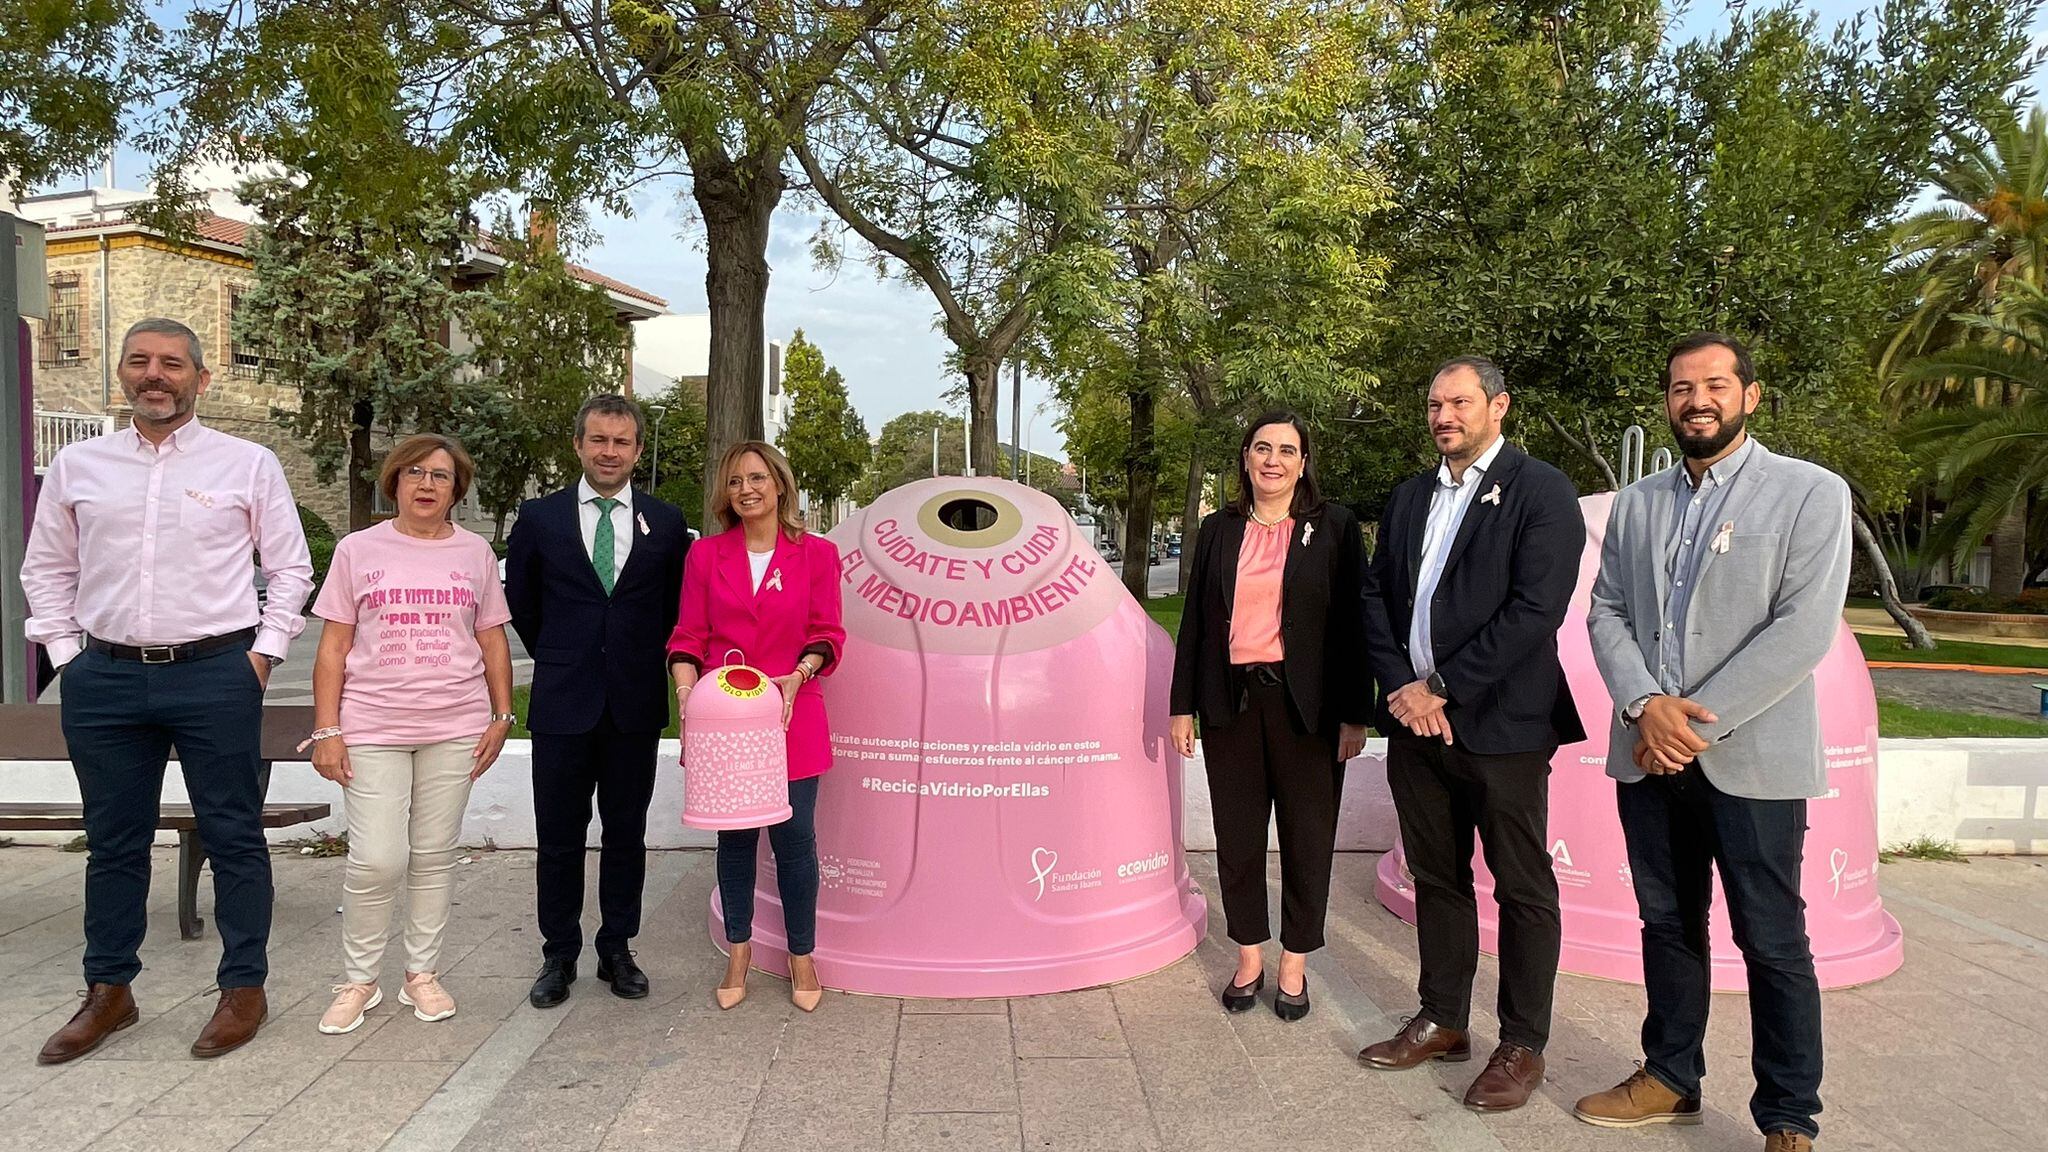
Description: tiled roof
xmin=46 ymin=212 xmax=665 ymax=308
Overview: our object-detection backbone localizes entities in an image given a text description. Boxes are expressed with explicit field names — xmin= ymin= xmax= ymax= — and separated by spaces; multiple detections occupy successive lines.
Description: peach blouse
xmin=1227 ymin=516 xmax=1292 ymax=665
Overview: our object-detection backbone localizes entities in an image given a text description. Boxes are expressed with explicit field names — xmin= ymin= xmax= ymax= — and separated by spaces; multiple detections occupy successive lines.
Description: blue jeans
xmin=60 ymin=643 xmax=272 ymax=988
xmin=716 ymin=775 xmax=821 ymax=956
xmin=1616 ymin=772 xmax=1822 ymax=1139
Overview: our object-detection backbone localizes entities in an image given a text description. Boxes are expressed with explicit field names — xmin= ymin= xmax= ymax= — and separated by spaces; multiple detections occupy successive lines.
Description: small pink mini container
xmin=682 ymin=657 xmax=792 ymax=831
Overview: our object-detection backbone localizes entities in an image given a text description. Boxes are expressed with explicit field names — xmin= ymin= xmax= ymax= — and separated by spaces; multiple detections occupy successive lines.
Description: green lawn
xmin=1877 ymin=698 xmax=2048 ymax=739
xmin=1855 ymin=632 xmax=2048 ymax=670
xmin=1144 ymin=594 xmax=1184 ymax=639
xmin=507 ymin=684 xmax=679 ymax=740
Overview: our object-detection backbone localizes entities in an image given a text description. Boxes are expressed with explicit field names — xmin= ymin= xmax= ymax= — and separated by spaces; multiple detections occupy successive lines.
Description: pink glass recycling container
xmin=681 ymin=658 xmax=792 ymax=831
xmin=710 ymin=477 xmax=1208 ymax=996
xmin=1375 ymin=491 xmax=1904 ymax=991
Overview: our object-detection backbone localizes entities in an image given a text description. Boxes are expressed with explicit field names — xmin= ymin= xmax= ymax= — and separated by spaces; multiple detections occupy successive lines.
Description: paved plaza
xmin=0 ymin=846 xmax=2040 ymax=1152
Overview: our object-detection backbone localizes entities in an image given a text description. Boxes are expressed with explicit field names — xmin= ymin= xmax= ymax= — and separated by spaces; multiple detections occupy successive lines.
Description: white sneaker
xmin=318 ymin=983 xmax=381 ymax=1034
xmin=400 ymin=972 xmax=456 ymax=1022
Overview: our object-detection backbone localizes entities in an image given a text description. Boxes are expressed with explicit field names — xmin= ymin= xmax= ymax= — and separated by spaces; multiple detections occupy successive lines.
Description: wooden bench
xmin=0 ymin=703 xmax=332 ymax=940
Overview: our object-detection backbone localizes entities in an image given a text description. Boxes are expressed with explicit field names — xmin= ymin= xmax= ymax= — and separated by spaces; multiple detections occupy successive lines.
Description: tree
xmin=634 ymin=379 xmax=709 ymax=520
xmin=779 ymin=330 xmax=869 ymax=527
xmin=854 ymin=409 xmax=966 ymax=506
xmin=1 ymin=0 xmax=153 ymax=196
xmin=458 ymin=218 xmax=634 ymax=540
xmin=237 ymin=164 xmax=477 ymax=531
xmin=1886 ymin=107 xmax=2048 ymax=596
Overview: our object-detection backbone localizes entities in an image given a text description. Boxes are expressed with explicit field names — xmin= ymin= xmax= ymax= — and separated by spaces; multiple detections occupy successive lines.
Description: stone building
xmin=15 ymin=187 xmax=666 ymax=535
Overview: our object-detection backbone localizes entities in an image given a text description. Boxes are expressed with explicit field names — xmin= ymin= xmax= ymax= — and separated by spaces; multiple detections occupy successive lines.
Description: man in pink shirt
xmin=21 ymin=318 xmax=312 ymax=1064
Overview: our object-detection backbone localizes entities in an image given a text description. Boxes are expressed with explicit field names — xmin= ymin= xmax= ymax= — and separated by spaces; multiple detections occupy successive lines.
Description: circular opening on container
xmin=936 ymin=497 xmax=1000 ymax=533
xmin=723 ymin=667 xmax=762 ymax=692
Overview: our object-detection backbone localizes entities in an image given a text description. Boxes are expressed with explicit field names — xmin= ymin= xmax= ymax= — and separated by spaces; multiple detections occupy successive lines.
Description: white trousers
xmin=339 ymin=738 xmax=478 ymax=984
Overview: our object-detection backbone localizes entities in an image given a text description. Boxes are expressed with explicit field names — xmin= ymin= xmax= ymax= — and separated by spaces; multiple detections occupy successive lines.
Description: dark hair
xmin=1431 ymin=354 xmax=1506 ymax=399
xmin=379 ymin=433 xmax=476 ymax=505
xmin=1664 ymin=332 xmax=1756 ymax=390
xmin=1228 ymin=410 xmax=1324 ymax=518
xmin=576 ymin=393 xmax=645 ymax=442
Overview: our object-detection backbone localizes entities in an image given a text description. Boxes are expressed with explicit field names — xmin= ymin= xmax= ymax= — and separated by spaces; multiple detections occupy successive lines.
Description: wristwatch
xmin=1425 ymin=671 xmax=1448 ymax=699
xmin=1620 ymin=693 xmax=1658 ymax=726
xmin=265 ymin=654 xmax=284 ymax=668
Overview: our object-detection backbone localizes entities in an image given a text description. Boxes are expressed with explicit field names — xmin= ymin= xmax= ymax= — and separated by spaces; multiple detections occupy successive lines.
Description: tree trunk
xmin=963 ymin=357 xmax=1000 ymax=478
xmin=1852 ymin=511 xmax=1936 ymax=650
xmin=696 ymin=166 xmax=780 ymax=532
xmin=1178 ymin=446 xmax=1203 ymax=595
xmin=1989 ymin=498 xmax=2030 ymax=597
xmin=347 ymin=399 xmax=375 ymax=532
xmin=1123 ymin=382 xmax=1158 ymax=600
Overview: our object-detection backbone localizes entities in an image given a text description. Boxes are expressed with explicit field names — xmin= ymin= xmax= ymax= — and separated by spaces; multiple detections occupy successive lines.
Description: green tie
xmin=593 ymin=497 xmax=620 ymax=595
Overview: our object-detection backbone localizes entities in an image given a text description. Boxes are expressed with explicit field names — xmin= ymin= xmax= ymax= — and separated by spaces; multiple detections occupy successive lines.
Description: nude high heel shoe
xmin=716 ymin=942 xmax=751 ymax=1010
xmin=789 ymin=953 xmax=822 ymax=1013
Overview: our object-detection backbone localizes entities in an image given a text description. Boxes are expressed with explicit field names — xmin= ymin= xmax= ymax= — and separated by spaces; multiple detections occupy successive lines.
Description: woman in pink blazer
xmin=667 ymin=440 xmax=845 ymax=1013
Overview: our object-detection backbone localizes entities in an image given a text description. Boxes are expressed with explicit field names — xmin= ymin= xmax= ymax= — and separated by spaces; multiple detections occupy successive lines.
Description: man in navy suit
xmin=506 ymin=394 xmax=689 ymax=1007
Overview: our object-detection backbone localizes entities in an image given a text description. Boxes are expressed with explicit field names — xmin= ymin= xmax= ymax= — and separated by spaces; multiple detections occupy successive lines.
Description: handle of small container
xmin=723 ymin=647 xmax=745 ymax=669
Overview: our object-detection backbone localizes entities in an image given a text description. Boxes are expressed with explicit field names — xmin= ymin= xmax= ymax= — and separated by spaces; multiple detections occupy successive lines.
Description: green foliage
xmin=1878 ymin=698 xmax=2048 ymax=738
xmin=1924 ymin=587 xmax=2048 ymax=615
xmin=779 ymin=330 xmax=871 ymax=524
xmin=633 ymin=383 xmax=708 ymax=524
xmin=298 ymin=503 xmax=337 ymax=599
xmin=1855 ymin=631 xmax=2048 ymax=669
xmin=457 ymin=220 xmax=635 ymax=538
xmin=855 ymin=410 xmax=967 ymax=507
xmin=1878 ymin=837 xmax=1970 ymax=862
xmin=0 ymin=0 xmax=153 ymax=195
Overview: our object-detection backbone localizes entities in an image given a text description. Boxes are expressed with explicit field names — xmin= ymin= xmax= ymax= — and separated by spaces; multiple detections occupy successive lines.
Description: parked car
xmin=1101 ymin=542 xmax=1122 ymax=563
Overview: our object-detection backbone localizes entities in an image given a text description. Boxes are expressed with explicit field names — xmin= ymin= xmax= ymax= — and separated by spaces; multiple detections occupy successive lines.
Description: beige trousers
xmin=339 ymin=738 xmax=478 ymax=984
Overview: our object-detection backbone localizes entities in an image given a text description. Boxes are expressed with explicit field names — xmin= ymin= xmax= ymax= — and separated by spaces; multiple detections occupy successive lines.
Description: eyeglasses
xmin=726 ymin=472 xmax=773 ymax=490
xmin=403 ymin=465 xmax=456 ymax=487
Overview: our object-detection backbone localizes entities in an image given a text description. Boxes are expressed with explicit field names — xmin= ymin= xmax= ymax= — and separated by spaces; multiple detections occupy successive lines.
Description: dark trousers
xmin=718 ymin=775 xmax=822 ymax=956
xmin=532 ymin=707 xmax=660 ymax=961
xmin=1387 ymin=733 xmax=1559 ymax=1050
xmin=1616 ymin=772 xmax=1823 ymax=1139
xmin=1200 ymin=671 xmax=1343 ymax=954
xmin=60 ymin=644 xmax=272 ymax=988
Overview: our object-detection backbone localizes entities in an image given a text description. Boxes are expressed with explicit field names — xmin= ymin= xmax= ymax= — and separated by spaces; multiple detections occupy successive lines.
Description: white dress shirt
xmin=1409 ymin=434 xmax=1507 ymax=681
xmin=22 ymin=418 xmax=313 ymax=666
xmin=576 ymin=478 xmax=635 ymax=583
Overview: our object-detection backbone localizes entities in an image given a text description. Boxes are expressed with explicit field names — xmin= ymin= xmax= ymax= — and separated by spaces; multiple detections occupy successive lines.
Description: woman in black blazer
xmin=1170 ymin=410 xmax=1370 ymax=1021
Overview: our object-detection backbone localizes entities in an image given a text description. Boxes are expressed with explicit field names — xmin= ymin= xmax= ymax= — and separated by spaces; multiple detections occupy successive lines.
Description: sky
xmin=47 ymin=0 xmax=2048 ymax=464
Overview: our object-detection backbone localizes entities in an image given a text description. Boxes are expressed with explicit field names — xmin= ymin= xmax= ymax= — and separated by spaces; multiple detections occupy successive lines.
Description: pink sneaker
xmin=400 ymin=972 xmax=456 ymax=1022
xmin=318 ymin=983 xmax=381 ymax=1034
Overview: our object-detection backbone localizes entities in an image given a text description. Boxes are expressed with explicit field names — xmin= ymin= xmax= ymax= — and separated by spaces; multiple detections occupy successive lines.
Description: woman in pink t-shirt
xmin=306 ymin=435 xmax=515 ymax=1035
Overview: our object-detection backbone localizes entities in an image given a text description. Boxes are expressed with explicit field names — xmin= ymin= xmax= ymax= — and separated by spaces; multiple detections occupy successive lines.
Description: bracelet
xmin=295 ymin=727 xmax=343 ymax=753
xmin=489 ymin=712 xmax=517 ymax=724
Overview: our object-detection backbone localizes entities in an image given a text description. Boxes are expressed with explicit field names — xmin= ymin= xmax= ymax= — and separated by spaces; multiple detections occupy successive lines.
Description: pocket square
xmin=1480 ymin=483 xmax=1502 ymax=506
xmin=1710 ymin=520 xmax=1734 ymax=554
xmin=636 ymin=512 xmax=650 ymax=536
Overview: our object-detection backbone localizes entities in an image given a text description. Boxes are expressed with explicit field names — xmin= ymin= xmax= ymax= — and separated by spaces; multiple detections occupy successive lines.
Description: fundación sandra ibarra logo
xmin=1027 ymin=847 xmax=1103 ymax=900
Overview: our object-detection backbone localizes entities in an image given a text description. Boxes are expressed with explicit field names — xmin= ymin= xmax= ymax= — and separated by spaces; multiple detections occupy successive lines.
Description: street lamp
xmin=648 ymin=403 xmax=669 ymax=493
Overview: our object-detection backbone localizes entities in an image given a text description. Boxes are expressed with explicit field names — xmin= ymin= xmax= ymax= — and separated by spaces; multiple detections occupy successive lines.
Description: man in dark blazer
xmin=506 ymin=394 xmax=689 ymax=1008
xmin=1357 ymin=356 xmax=1585 ymax=1113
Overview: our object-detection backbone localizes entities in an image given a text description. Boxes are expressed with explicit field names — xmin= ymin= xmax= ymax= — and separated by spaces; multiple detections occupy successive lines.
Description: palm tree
xmin=1898 ymin=280 xmax=2048 ymax=586
xmin=1884 ymin=108 xmax=2048 ymax=594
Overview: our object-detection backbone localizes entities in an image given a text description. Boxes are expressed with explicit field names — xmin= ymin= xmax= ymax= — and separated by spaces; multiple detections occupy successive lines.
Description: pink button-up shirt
xmin=22 ymin=418 xmax=314 ymax=667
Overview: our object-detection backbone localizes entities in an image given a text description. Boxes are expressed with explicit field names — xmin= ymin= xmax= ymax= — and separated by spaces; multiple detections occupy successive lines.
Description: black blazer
xmin=505 ymin=486 xmax=690 ymax=736
xmin=1170 ymin=503 xmax=1370 ymax=735
xmin=1361 ymin=442 xmax=1586 ymax=756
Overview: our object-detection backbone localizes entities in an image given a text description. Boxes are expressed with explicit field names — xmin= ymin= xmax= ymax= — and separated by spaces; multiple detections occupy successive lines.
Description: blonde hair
xmin=712 ymin=440 xmax=805 ymax=538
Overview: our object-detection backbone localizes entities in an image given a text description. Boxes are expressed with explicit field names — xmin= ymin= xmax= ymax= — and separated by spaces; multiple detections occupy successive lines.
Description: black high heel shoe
xmin=1221 ymin=971 xmax=1264 ymax=1013
xmin=1273 ymin=974 xmax=1310 ymax=1022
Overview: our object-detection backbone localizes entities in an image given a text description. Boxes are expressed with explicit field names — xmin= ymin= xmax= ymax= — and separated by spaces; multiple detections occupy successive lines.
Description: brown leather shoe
xmin=37 ymin=984 xmax=138 ymax=1065
xmin=1763 ymin=1130 xmax=1814 ymax=1152
xmin=1573 ymin=1067 xmax=1703 ymax=1128
xmin=1358 ymin=1015 xmax=1470 ymax=1070
xmin=1462 ymin=1043 xmax=1545 ymax=1112
xmin=190 ymin=987 xmax=267 ymax=1059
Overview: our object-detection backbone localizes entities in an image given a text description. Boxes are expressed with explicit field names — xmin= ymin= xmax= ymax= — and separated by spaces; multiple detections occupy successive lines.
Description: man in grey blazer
xmin=1577 ymin=333 xmax=1851 ymax=1152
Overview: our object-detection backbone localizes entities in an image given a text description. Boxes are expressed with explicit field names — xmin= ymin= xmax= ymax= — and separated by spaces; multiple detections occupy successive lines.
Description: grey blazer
xmin=1586 ymin=439 xmax=1852 ymax=800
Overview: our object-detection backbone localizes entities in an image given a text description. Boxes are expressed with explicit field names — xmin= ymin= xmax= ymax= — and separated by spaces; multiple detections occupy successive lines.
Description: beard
xmin=1672 ymin=406 xmax=1746 ymax=459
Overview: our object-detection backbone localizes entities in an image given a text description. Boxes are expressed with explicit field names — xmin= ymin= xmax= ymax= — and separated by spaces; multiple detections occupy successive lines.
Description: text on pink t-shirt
xmin=312 ymin=520 xmax=512 ymax=746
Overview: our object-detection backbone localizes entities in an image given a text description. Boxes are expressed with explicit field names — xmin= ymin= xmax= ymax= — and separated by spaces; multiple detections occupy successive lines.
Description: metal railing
xmin=32 ymin=411 xmax=114 ymax=472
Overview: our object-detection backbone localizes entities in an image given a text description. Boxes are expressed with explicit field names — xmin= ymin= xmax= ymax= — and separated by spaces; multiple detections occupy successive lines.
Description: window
xmin=37 ymin=273 xmax=86 ymax=367
xmin=227 ymin=284 xmax=270 ymax=376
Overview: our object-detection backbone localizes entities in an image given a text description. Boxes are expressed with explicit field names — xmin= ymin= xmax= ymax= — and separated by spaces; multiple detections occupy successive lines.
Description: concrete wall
xmin=5 ymin=737 xmax=2043 ymax=855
